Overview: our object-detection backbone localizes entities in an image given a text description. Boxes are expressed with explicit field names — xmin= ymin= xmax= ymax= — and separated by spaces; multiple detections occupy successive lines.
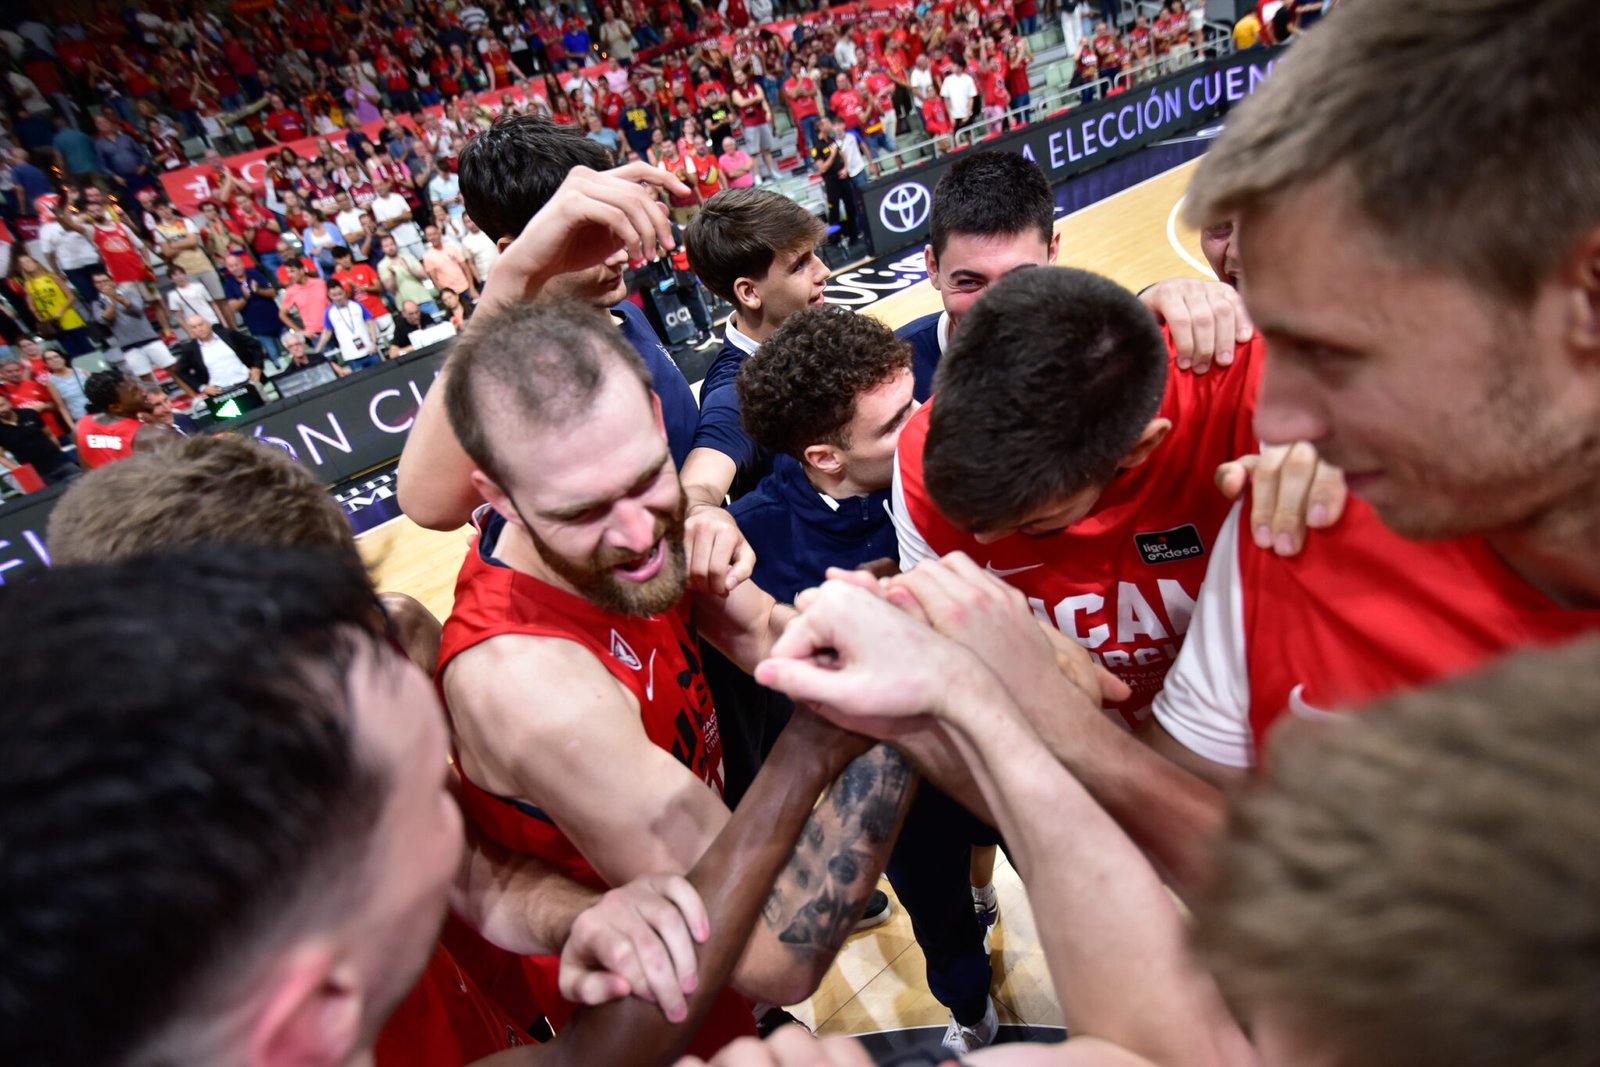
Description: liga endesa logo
xmin=1133 ymin=524 xmax=1206 ymax=565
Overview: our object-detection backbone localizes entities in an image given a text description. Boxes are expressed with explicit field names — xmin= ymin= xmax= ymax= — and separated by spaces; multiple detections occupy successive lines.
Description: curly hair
xmin=737 ymin=307 xmax=911 ymax=459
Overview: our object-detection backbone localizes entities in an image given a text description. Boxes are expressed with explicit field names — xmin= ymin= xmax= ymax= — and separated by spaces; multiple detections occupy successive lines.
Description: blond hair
xmin=49 ymin=435 xmax=357 ymax=565
xmin=1193 ymin=638 xmax=1600 ymax=1066
xmin=1184 ymin=0 xmax=1600 ymax=303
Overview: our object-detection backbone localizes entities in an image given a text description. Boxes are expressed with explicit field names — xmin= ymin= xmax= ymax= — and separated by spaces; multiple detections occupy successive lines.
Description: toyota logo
xmin=879 ymin=182 xmax=932 ymax=234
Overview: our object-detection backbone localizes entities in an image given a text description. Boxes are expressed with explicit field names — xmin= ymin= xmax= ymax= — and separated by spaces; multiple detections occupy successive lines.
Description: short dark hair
xmin=1194 ymin=637 xmax=1600 ymax=1067
xmin=82 ymin=368 xmax=127 ymax=413
xmin=0 ymin=546 xmax=387 ymax=1067
xmin=685 ymin=187 xmax=826 ymax=305
xmin=48 ymin=434 xmax=358 ymax=565
xmin=929 ymin=150 xmax=1054 ymax=260
xmin=738 ymin=307 xmax=911 ymax=458
xmin=924 ymin=267 xmax=1167 ymax=532
xmin=444 ymin=302 xmax=652 ymax=488
xmin=458 ymin=114 xmax=612 ymax=242
xmin=332 ymin=245 xmax=353 ymax=258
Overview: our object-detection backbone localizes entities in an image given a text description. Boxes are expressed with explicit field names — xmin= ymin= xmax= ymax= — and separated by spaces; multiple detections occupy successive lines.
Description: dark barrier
xmin=0 ymin=339 xmax=453 ymax=585
xmin=863 ymin=46 xmax=1286 ymax=253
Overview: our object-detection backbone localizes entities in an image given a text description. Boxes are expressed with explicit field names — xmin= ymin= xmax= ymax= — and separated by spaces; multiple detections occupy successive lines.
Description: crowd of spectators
xmin=0 ymin=0 xmax=1247 ymax=488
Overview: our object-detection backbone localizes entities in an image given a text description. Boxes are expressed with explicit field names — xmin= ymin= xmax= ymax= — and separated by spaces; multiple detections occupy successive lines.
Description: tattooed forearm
xmin=761 ymin=744 xmax=916 ymax=962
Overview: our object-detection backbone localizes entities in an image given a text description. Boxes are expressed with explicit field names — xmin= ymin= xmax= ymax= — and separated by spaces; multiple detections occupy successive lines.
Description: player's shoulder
xmin=896 ymin=309 xmax=941 ymax=341
xmin=447 ymin=630 xmax=635 ymax=728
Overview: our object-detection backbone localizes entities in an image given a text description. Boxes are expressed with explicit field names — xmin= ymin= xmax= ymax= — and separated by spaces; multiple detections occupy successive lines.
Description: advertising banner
xmin=0 ymin=341 xmax=453 ymax=585
xmin=862 ymin=46 xmax=1285 ymax=253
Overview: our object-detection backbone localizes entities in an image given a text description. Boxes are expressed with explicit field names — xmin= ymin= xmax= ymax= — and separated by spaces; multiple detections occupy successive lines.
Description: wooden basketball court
xmin=359 ymin=156 xmax=1216 ymax=1039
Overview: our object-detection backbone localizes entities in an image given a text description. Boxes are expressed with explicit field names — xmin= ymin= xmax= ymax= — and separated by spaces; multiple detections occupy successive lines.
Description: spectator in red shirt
xmin=0 ymin=356 xmax=70 ymax=441
xmin=263 ymin=92 xmax=309 ymax=144
xmin=784 ymin=59 xmax=823 ymax=166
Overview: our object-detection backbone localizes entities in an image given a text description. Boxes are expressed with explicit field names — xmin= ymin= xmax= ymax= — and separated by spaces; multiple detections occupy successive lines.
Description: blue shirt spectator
xmin=51 ymin=120 xmax=100 ymax=178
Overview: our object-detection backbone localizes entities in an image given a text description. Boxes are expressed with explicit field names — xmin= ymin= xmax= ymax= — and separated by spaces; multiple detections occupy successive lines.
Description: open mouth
xmin=612 ymin=537 xmax=666 ymax=582
xmin=810 ymin=291 xmax=827 ymax=305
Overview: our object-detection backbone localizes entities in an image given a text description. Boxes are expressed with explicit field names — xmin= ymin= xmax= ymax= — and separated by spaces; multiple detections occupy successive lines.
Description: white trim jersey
xmin=1153 ymin=494 xmax=1600 ymax=767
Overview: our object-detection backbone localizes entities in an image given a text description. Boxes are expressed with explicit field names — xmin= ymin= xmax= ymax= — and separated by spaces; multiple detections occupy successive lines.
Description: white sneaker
xmin=941 ymin=996 xmax=999 ymax=1055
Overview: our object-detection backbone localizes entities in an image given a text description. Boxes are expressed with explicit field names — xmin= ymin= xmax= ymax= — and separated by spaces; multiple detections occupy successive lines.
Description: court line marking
xmin=1166 ymin=192 xmax=1217 ymax=278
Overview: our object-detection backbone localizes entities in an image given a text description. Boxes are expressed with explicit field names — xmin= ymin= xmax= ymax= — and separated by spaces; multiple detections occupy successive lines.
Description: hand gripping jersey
xmin=435 ymin=508 xmax=752 ymax=1055
xmin=892 ymin=335 xmax=1263 ymax=726
xmin=1152 ymin=495 xmax=1600 ymax=768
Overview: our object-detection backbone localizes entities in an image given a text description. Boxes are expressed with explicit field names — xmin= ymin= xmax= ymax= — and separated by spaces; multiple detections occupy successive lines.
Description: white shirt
xmin=168 ymin=282 xmax=219 ymax=332
xmin=323 ymin=300 xmax=375 ymax=362
xmin=38 ymin=221 xmax=101 ymax=270
xmin=834 ymin=37 xmax=859 ymax=71
xmin=335 ymin=207 xmax=367 ymax=239
xmin=372 ymin=193 xmax=422 ymax=248
xmin=941 ymin=72 xmax=978 ymax=120
xmin=839 ymin=130 xmax=868 ymax=178
xmin=748 ymin=0 xmax=774 ymax=22
xmin=461 ymin=229 xmax=499 ymax=281
xmin=198 ymin=334 xmax=250 ymax=387
xmin=910 ymin=67 xmax=935 ymax=100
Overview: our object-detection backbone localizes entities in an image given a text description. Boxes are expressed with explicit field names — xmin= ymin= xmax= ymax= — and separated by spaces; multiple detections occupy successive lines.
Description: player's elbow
xmin=732 ymin=948 xmax=831 ymax=1007
xmin=396 ymin=467 xmax=476 ymax=531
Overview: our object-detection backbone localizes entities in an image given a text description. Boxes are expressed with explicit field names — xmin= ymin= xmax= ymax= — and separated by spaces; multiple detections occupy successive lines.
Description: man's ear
xmin=733 ymin=275 xmax=761 ymax=312
xmin=496 ymin=235 xmax=511 ymax=252
xmin=470 ymin=469 xmax=523 ymax=528
xmin=802 ymin=442 xmax=844 ymax=476
xmin=1047 ymin=230 xmax=1061 ymax=264
xmin=1118 ymin=418 xmax=1172 ymax=472
xmin=248 ymin=944 xmax=363 ymax=1067
xmin=923 ymin=243 xmax=940 ymax=291
xmin=1564 ymin=227 xmax=1600 ymax=357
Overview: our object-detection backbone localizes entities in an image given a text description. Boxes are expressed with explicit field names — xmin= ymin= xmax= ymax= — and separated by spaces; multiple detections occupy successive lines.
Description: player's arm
xmin=446 ymin=635 xmax=913 ymax=1005
xmin=397 ymin=162 xmax=690 ymax=531
xmin=691 ymin=574 xmax=794 ymax=673
xmin=755 ymin=585 xmax=1258 ymax=1067
xmin=875 ymin=556 xmax=1226 ymax=893
xmin=494 ymin=712 xmax=891 ymax=1067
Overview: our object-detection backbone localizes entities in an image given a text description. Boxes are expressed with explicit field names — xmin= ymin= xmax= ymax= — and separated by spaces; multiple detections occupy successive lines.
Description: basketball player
xmin=676 ymin=167 xmax=1254 ymax=595
xmin=0 ymin=546 xmax=893 ymax=1067
xmin=676 ymin=187 xmax=831 ymax=523
xmin=436 ymin=301 xmax=918 ymax=1057
xmin=1143 ymin=0 xmax=1600 ymax=772
xmin=735 ymin=306 xmax=1004 ymax=1051
xmin=728 ymin=575 xmax=1600 ymax=1067
xmin=45 ymin=436 xmax=697 ymax=1064
xmin=396 ymin=117 xmax=701 ymax=534
xmin=896 ymin=150 xmax=1254 ymax=400
xmin=72 ymin=369 xmax=177 ymax=468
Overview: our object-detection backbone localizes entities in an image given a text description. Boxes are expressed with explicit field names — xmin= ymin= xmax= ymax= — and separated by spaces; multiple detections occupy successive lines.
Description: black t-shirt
xmin=270 ymin=350 xmax=336 ymax=378
xmin=0 ymin=410 xmax=68 ymax=470
xmin=390 ymin=310 xmax=445 ymax=350
xmin=701 ymin=102 xmax=734 ymax=144
xmin=810 ymin=134 xmax=844 ymax=180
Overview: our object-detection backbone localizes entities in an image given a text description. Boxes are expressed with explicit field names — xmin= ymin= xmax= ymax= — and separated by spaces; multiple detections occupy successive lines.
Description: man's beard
xmin=526 ymin=490 xmax=690 ymax=617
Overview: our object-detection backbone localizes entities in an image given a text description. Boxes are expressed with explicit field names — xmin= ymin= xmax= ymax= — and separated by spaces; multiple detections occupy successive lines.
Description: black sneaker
xmin=755 ymin=1005 xmax=810 ymax=1038
xmin=854 ymin=888 xmax=892 ymax=932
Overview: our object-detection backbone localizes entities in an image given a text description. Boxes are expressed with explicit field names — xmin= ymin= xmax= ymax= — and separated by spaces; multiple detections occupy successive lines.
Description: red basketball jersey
xmin=375 ymin=930 xmax=535 ymax=1067
xmin=436 ymin=509 xmax=751 ymax=1056
xmin=74 ymin=414 xmax=142 ymax=469
xmin=1152 ymin=496 xmax=1600 ymax=767
xmin=893 ymin=335 xmax=1263 ymax=726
